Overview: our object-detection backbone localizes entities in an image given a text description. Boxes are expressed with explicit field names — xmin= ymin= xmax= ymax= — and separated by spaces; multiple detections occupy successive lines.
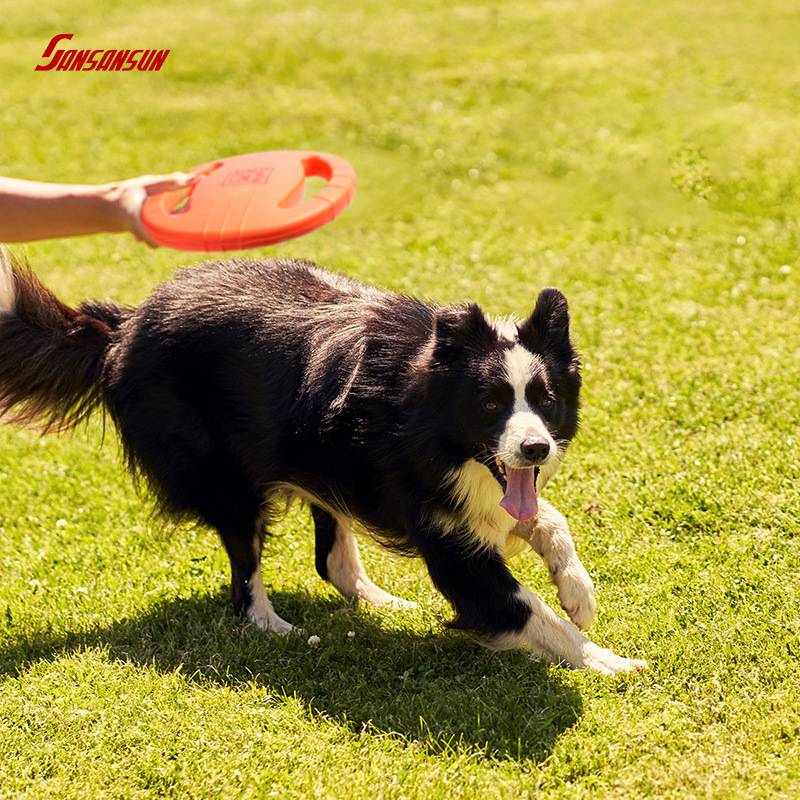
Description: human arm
xmin=0 ymin=172 xmax=194 ymax=246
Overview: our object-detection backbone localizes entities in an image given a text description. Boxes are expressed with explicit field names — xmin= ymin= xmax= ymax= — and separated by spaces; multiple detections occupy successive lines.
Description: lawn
xmin=1 ymin=0 xmax=799 ymax=797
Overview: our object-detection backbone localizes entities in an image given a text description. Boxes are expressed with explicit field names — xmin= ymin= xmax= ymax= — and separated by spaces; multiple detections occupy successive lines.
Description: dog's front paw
xmin=554 ymin=563 xmax=596 ymax=630
xmin=577 ymin=642 xmax=647 ymax=675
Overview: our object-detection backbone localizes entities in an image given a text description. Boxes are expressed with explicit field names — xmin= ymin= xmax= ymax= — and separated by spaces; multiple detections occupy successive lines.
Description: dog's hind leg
xmin=108 ymin=382 xmax=295 ymax=634
xmin=179 ymin=464 xmax=296 ymax=634
xmin=219 ymin=522 xmax=297 ymax=635
xmin=311 ymin=505 xmax=416 ymax=609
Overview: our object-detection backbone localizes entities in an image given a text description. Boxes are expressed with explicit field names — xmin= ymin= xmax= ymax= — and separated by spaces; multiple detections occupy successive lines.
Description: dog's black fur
xmin=0 ymin=256 xmax=581 ymax=642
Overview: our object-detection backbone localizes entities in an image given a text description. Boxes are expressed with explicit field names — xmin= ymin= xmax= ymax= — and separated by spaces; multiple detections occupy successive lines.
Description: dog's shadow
xmin=1 ymin=591 xmax=582 ymax=761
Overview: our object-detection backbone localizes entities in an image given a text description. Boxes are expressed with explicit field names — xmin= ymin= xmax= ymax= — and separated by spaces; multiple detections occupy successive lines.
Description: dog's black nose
xmin=520 ymin=439 xmax=550 ymax=463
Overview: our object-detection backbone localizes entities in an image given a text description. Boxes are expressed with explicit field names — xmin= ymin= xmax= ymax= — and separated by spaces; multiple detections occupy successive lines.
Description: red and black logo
xmin=35 ymin=33 xmax=170 ymax=72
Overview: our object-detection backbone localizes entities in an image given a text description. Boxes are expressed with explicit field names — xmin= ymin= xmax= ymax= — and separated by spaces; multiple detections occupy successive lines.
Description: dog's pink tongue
xmin=499 ymin=466 xmax=539 ymax=521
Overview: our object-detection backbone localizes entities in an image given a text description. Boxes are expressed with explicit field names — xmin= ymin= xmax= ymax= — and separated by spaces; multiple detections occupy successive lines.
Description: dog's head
xmin=414 ymin=289 xmax=581 ymax=521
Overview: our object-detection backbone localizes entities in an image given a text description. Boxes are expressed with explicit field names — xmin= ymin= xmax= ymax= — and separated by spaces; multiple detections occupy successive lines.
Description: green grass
xmin=1 ymin=1 xmax=799 ymax=797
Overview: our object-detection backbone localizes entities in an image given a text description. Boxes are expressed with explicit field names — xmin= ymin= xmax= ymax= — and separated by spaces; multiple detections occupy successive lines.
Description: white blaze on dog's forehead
xmin=503 ymin=344 xmax=544 ymax=408
xmin=0 ymin=247 xmax=16 ymax=313
xmin=490 ymin=314 xmax=519 ymax=340
xmin=498 ymin=342 xmax=555 ymax=469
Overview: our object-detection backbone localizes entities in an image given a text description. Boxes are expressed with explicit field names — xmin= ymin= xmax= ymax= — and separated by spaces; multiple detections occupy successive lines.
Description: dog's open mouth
xmin=488 ymin=455 xmax=540 ymax=522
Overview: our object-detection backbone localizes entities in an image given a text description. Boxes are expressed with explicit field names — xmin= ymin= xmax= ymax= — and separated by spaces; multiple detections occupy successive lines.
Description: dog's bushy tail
xmin=0 ymin=248 xmax=131 ymax=433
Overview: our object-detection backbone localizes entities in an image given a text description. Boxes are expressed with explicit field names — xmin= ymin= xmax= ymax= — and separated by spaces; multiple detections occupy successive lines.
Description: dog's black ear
xmin=517 ymin=288 xmax=574 ymax=356
xmin=432 ymin=302 xmax=496 ymax=365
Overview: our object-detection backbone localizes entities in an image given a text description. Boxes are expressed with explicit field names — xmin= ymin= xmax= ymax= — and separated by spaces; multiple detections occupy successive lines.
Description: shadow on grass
xmin=0 ymin=591 xmax=582 ymax=761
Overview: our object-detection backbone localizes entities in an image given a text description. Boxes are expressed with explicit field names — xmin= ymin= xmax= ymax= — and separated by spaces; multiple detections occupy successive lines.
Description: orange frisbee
xmin=141 ymin=150 xmax=356 ymax=251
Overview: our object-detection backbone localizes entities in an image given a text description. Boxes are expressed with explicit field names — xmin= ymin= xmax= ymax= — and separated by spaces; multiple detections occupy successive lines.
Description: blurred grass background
xmin=0 ymin=1 xmax=799 ymax=797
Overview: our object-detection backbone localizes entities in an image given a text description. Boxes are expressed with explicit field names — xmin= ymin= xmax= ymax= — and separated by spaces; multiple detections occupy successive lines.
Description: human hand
xmin=106 ymin=172 xmax=196 ymax=246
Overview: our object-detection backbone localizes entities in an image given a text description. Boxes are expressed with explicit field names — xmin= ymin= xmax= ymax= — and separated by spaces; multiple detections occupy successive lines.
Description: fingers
xmin=131 ymin=211 xmax=159 ymax=247
xmin=121 ymin=185 xmax=159 ymax=247
xmin=124 ymin=172 xmax=195 ymax=247
xmin=141 ymin=171 xmax=196 ymax=196
xmin=113 ymin=172 xmax=196 ymax=248
xmin=133 ymin=225 xmax=159 ymax=248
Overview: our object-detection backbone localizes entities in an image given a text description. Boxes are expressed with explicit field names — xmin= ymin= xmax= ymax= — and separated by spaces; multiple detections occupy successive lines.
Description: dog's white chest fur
xmin=445 ymin=459 xmax=529 ymax=557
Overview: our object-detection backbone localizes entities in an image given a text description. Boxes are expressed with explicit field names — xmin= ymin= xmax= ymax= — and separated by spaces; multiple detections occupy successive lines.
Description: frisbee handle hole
xmin=298 ymin=155 xmax=334 ymax=202
xmin=168 ymin=160 xmax=224 ymax=215
xmin=302 ymin=155 xmax=334 ymax=181
xmin=171 ymin=196 xmax=191 ymax=215
xmin=302 ymin=176 xmax=328 ymax=201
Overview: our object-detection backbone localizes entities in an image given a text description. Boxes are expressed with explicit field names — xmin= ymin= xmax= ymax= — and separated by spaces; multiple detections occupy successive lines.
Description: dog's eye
xmin=482 ymin=399 xmax=499 ymax=413
xmin=541 ymin=396 xmax=555 ymax=409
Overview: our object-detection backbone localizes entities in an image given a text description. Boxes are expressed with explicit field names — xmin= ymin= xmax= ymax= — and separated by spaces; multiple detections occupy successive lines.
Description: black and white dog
xmin=0 ymin=252 xmax=645 ymax=674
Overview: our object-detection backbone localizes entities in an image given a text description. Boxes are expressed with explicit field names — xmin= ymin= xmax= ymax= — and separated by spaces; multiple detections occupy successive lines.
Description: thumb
xmin=142 ymin=171 xmax=197 ymax=196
